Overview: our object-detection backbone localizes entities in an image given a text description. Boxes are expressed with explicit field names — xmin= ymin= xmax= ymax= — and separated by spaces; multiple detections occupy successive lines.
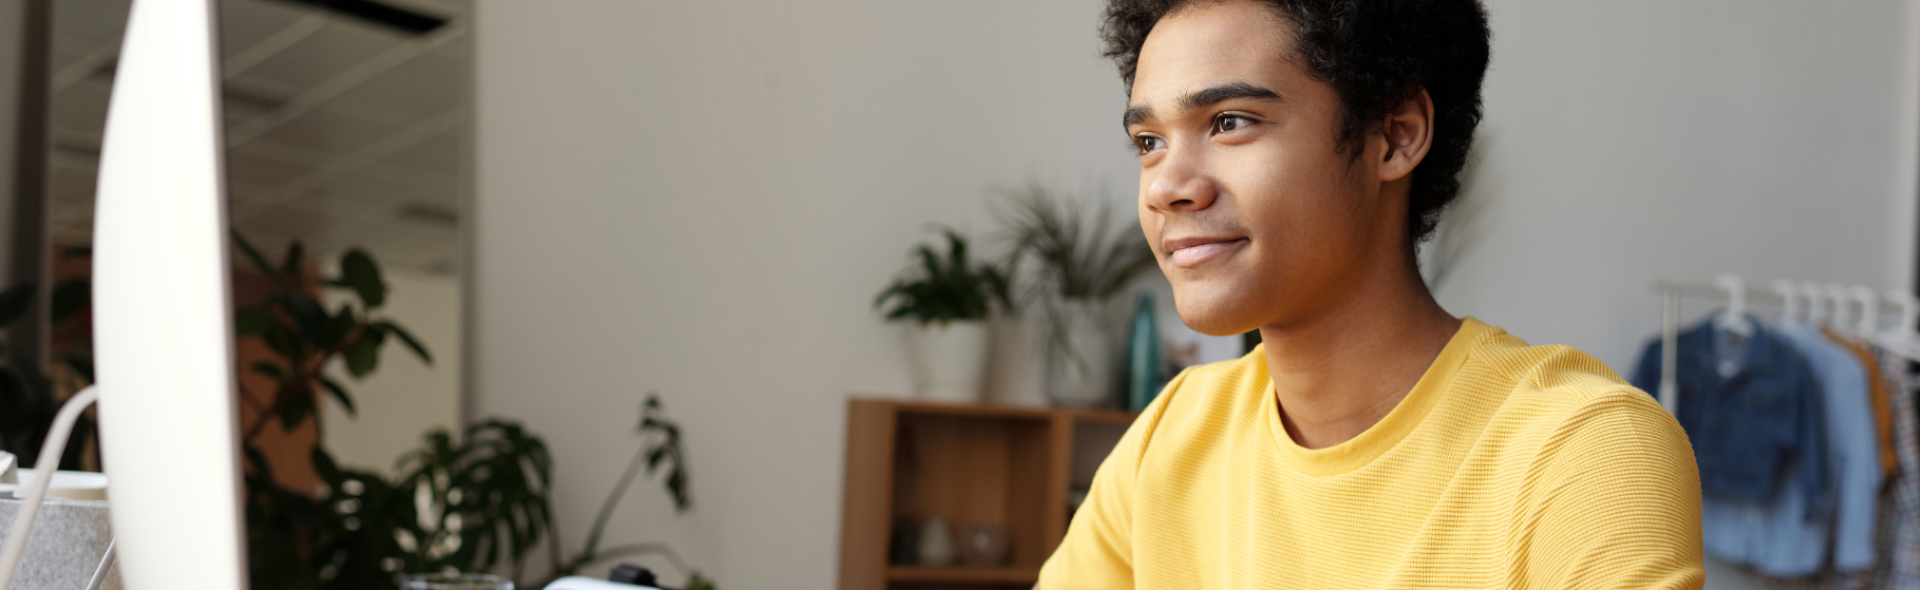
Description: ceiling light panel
xmin=376 ymin=129 xmax=457 ymax=175
xmin=245 ymin=104 xmax=404 ymax=154
xmin=219 ymin=0 xmax=313 ymax=58
xmin=242 ymin=19 xmax=406 ymax=91
xmin=352 ymin=216 xmax=457 ymax=269
xmin=281 ymin=185 xmax=399 ymax=221
xmin=331 ymin=52 xmax=459 ymax=118
xmin=233 ymin=202 xmax=342 ymax=246
xmin=309 ymin=165 xmax=433 ymax=205
xmin=225 ymin=151 xmax=317 ymax=189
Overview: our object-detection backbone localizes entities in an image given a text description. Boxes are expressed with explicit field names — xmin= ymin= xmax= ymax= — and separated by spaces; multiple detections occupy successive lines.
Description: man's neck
xmin=1259 ymin=266 xmax=1460 ymax=450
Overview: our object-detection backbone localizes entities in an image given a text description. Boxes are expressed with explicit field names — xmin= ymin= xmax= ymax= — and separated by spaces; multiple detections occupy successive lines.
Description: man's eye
xmin=1135 ymin=135 xmax=1166 ymax=154
xmin=1213 ymin=114 xmax=1253 ymax=134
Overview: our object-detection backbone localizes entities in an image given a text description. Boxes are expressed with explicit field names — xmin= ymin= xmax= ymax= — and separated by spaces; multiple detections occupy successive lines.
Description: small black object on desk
xmin=609 ymin=563 xmax=658 ymax=587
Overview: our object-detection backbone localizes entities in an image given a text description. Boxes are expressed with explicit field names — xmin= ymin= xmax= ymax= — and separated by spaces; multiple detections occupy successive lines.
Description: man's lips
xmin=1163 ymin=236 xmax=1248 ymax=268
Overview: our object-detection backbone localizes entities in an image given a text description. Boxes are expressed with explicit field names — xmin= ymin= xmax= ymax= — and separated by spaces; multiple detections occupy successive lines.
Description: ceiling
xmin=47 ymin=0 xmax=469 ymax=275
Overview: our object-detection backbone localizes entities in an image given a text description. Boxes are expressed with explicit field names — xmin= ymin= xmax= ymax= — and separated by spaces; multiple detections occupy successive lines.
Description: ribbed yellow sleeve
xmin=1517 ymin=391 xmax=1704 ymax=589
xmin=1037 ymin=318 xmax=1704 ymax=590
xmin=1038 ymin=370 xmax=1188 ymax=590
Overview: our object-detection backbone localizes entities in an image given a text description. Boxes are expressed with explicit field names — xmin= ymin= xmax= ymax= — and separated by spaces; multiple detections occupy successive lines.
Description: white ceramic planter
xmin=909 ymin=320 xmax=989 ymax=403
xmin=1046 ymin=299 xmax=1115 ymax=408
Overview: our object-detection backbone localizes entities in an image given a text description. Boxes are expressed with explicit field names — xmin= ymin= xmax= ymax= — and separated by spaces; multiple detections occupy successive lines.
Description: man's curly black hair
xmin=1101 ymin=0 xmax=1490 ymax=243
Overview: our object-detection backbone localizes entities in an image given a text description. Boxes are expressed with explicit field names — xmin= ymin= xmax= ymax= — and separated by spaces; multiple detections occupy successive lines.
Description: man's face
xmin=1128 ymin=0 xmax=1404 ymax=336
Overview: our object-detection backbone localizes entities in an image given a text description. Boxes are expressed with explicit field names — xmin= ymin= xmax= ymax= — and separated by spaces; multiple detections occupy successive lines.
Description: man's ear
xmin=1378 ymin=89 xmax=1434 ymax=183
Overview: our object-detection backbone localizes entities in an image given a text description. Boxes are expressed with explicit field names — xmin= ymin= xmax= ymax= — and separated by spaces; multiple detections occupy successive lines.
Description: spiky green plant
xmin=995 ymin=182 xmax=1155 ymax=303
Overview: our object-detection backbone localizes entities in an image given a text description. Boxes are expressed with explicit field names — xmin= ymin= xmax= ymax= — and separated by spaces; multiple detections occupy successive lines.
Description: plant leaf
xmin=278 ymin=391 xmax=313 ymax=430
xmin=945 ymin=229 xmax=967 ymax=277
xmin=337 ymin=249 xmax=387 ymax=309
xmin=242 ymin=445 xmax=276 ymax=483
xmin=376 ymin=322 xmax=432 ymax=365
xmin=284 ymin=293 xmax=330 ymax=345
xmin=60 ymin=355 xmax=93 ymax=383
xmin=231 ymin=230 xmax=276 ymax=276
xmin=311 ymin=446 xmax=343 ymax=483
xmin=49 ymin=278 xmax=88 ymax=322
xmin=345 ymin=329 xmax=383 ymax=378
xmin=0 ymin=282 xmax=33 ymax=326
xmin=925 ymin=241 xmax=950 ymax=277
xmin=317 ymin=375 xmax=355 ymax=417
xmin=263 ymin=324 xmax=301 ymax=359
xmin=251 ymin=361 xmax=288 ymax=381
xmin=236 ymin=306 xmax=271 ymax=336
xmin=326 ymin=305 xmax=358 ymax=349
xmin=279 ymin=241 xmax=305 ymax=282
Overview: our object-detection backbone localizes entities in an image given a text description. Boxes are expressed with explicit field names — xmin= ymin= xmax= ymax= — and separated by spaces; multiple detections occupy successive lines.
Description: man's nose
xmin=1144 ymin=148 xmax=1219 ymax=213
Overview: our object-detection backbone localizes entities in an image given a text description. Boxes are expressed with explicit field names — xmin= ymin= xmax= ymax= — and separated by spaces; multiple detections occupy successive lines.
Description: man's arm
xmin=1520 ymin=390 xmax=1704 ymax=589
xmin=1036 ymin=408 xmax=1145 ymax=590
xmin=1035 ymin=369 xmax=1189 ymax=590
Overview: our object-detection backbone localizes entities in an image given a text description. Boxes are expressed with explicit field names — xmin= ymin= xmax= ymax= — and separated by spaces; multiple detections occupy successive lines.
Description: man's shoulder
xmin=1465 ymin=331 xmax=1685 ymax=459
xmin=1469 ymin=330 xmax=1649 ymax=410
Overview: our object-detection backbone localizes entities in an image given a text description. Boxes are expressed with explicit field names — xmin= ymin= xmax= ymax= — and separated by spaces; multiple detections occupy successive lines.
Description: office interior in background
xmin=0 ymin=0 xmax=1917 ymax=589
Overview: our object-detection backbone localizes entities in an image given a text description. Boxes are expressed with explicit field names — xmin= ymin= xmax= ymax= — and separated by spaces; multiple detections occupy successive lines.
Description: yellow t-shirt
xmin=1039 ymin=318 xmax=1704 ymax=589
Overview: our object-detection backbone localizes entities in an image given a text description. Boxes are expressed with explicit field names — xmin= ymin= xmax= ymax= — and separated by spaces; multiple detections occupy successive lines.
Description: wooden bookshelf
xmin=886 ymin=566 xmax=1040 ymax=584
xmin=838 ymin=398 xmax=1137 ymax=590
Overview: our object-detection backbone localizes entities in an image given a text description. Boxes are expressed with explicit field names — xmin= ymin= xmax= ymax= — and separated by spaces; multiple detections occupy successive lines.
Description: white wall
xmin=473 ymin=0 xmax=1920 ymax=588
xmin=473 ymin=0 xmax=1135 ymax=585
xmin=1444 ymin=0 xmax=1920 ymax=376
xmin=322 ymin=269 xmax=463 ymax=475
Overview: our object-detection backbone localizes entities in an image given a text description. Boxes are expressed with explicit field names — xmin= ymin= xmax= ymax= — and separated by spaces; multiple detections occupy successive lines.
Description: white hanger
xmin=1772 ymin=279 xmax=1800 ymax=325
xmin=1851 ymin=286 xmax=1880 ymax=338
xmin=1803 ymin=282 xmax=1829 ymax=326
xmin=1888 ymin=291 xmax=1918 ymax=337
xmin=1827 ymin=284 xmax=1854 ymax=332
xmin=1882 ymin=290 xmax=1920 ymax=359
xmin=1713 ymin=274 xmax=1755 ymax=336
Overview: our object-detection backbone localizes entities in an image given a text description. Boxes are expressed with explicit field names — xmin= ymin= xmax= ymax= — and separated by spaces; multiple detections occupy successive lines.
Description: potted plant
xmin=874 ymin=229 xmax=1009 ymax=403
xmin=997 ymin=183 xmax=1156 ymax=408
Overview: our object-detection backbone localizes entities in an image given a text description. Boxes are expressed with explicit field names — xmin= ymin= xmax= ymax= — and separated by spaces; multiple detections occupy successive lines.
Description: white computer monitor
xmin=91 ymin=0 xmax=248 ymax=587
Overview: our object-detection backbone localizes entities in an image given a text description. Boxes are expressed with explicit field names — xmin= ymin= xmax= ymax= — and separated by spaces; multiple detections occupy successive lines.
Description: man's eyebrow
xmin=1122 ymin=82 xmax=1282 ymax=129
xmin=1182 ymin=82 xmax=1282 ymax=111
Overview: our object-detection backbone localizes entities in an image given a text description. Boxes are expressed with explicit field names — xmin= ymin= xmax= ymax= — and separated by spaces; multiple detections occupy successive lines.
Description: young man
xmin=1037 ymin=1 xmax=1704 ymax=588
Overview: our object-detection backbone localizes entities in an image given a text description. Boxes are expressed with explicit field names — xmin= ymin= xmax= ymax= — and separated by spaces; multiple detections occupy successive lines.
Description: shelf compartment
xmin=886 ymin=566 xmax=1040 ymax=583
xmin=839 ymin=399 xmax=1136 ymax=590
xmin=891 ymin=410 xmax=1055 ymax=572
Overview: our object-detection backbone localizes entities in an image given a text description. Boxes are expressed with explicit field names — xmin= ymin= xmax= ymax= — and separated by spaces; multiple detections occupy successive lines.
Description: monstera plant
xmin=231 ymin=233 xmax=435 ymax=588
xmin=234 ymin=236 xmax=712 ymax=589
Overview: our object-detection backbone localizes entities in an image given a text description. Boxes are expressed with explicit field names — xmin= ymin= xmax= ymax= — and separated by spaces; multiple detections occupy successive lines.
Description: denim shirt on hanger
xmin=1631 ymin=317 xmax=1826 ymax=505
xmin=1683 ymin=322 xmax=1879 ymax=576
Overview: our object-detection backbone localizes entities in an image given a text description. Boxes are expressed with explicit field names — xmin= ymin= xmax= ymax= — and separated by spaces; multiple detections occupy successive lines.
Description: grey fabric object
xmin=0 ymin=497 xmax=118 ymax=590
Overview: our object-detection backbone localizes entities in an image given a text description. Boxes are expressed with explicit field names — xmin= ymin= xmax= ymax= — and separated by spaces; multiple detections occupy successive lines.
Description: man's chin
xmin=1171 ymin=296 xmax=1265 ymax=338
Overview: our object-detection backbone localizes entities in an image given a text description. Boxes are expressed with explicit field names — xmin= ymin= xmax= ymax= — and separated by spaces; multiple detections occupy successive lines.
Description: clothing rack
xmin=1652 ymin=279 xmax=1917 ymax=415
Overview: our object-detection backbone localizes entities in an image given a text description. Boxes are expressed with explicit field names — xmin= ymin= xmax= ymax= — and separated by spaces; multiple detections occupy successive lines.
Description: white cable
xmin=84 ymin=539 xmax=115 ymax=590
xmin=0 ymin=385 xmax=99 ymax=589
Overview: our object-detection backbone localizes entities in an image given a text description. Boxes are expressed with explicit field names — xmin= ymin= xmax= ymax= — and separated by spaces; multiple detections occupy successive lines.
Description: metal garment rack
xmin=1651 ymin=280 xmax=1913 ymax=415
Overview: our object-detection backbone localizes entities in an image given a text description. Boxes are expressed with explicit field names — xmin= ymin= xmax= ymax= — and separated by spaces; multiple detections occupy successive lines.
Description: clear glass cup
xmin=397 ymin=573 xmax=514 ymax=590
